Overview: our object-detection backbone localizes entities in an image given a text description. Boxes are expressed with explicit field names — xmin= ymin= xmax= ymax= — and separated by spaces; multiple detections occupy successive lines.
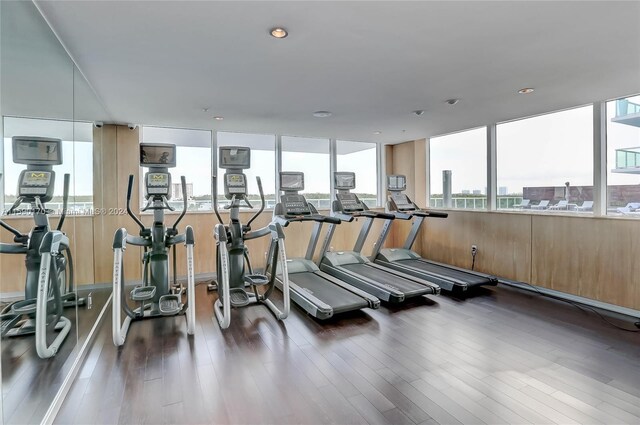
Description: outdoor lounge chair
xmin=549 ymin=200 xmax=569 ymax=210
xmin=531 ymin=200 xmax=550 ymax=210
xmin=514 ymin=199 xmax=530 ymax=209
xmin=576 ymin=201 xmax=593 ymax=212
xmin=616 ymin=202 xmax=640 ymax=213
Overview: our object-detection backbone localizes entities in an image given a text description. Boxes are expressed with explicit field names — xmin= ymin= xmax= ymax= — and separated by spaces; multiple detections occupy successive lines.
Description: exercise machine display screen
xmin=19 ymin=171 xmax=53 ymax=196
xmin=280 ymin=172 xmax=304 ymax=191
xmin=334 ymin=172 xmax=356 ymax=190
xmin=13 ymin=137 xmax=62 ymax=165
xmin=225 ymin=173 xmax=247 ymax=194
xmin=140 ymin=143 xmax=177 ymax=167
xmin=220 ymin=147 xmax=250 ymax=169
xmin=390 ymin=193 xmax=415 ymax=211
xmin=146 ymin=172 xmax=170 ymax=195
xmin=281 ymin=194 xmax=311 ymax=216
xmin=337 ymin=193 xmax=364 ymax=212
xmin=387 ymin=175 xmax=406 ymax=191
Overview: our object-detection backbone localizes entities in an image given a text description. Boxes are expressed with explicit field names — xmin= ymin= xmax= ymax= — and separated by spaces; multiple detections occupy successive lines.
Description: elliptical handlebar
xmin=172 ymin=176 xmax=188 ymax=231
xmin=0 ymin=219 xmax=24 ymax=240
xmin=212 ymin=175 xmax=224 ymax=225
xmin=246 ymin=176 xmax=265 ymax=229
xmin=57 ymin=173 xmax=70 ymax=231
xmin=126 ymin=174 xmax=146 ymax=232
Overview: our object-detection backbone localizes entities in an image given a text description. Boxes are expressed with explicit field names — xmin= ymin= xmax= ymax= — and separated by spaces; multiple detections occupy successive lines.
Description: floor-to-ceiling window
xmin=497 ymin=105 xmax=593 ymax=212
xmin=429 ymin=127 xmax=487 ymax=209
xmin=281 ymin=136 xmax=331 ymax=209
xmin=606 ymin=95 xmax=640 ymax=217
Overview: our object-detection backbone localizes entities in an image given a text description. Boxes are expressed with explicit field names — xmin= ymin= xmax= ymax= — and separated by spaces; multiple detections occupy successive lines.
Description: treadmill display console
xmin=337 ymin=193 xmax=364 ymax=212
xmin=390 ymin=193 xmax=415 ymax=211
xmin=282 ymin=194 xmax=311 ymax=216
xmin=19 ymin=171 xmax=52 ymax=196
xmin=225 ymin=173 xmax=247 ymax=194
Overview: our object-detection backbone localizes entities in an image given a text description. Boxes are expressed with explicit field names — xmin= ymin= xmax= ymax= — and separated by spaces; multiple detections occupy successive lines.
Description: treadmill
xmin=371 ymin=174 xmax=498 ymax=293
xmin=271 ymin=172 xmax=379 ymax=319
xmin=319 ymin=172 xmax=440 ymax=304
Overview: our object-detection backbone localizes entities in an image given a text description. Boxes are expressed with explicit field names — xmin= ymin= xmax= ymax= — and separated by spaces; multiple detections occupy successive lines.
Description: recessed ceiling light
xmin=213 ymin=116 xmax=224 ymax=121
xmin=373 ymin=131 xmax=382 ymax=135
xmin=413 ymin=110 xmax=425 ymax=116
xmin=445 ymin=99 xmax=460 ymax=105
xmin=270 ymin=27 xmax=288 ymax=39
xmin=518 ymin=87 xmax=534 ymax=94
xmin=313 ymin=111 xmax=332 ymax=118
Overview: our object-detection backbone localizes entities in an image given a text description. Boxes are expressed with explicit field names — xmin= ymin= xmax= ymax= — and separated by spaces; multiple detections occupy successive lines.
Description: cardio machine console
xmin=390 ymin=192 xmax=415 ymax=211
xmin=337 ymin=193 xmax=365 ymax=213
xmin=225 ymin=173 xmax=247 ymax=196
xmin=146 ymin=172 xmax=171 ymax=196
xmin=281 ymin=194 xmax=311 ymax=216
xmin=18 ymin=170 xmax=53 ymax=197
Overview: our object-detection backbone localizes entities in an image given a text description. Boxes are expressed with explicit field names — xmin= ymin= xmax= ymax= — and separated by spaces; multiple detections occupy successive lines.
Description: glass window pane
xmin=217 ymin=132 xmax=275 ymax=208
xmin=142 ymin=126 xmax=212 ymax=211
xmin=281 ymin=136 xmax=330 ymax=210
xmin=429 ymin=127 xmax=487 ymax=209
xmin=497 ymin=105 xmax=593 ymax=212
xmin=607 ymin=95 xmax=640 ymax=216
xmin=337 ymin=140 xmax=378 ymax=207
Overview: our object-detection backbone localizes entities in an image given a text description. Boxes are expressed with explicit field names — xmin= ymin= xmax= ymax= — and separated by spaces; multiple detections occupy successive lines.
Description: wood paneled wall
xmin=389 ymin=139 xmax=640 ymax=311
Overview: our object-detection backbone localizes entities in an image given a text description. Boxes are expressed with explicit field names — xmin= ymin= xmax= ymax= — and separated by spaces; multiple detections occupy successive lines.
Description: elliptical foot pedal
xmin=131 ymin=286 xmax=156 ymax=301
xmin=229 ymin=288 xmax=250 ymax=307
xmin=11 ymin=299 xmax=37 ymax=315
xmin=1 ymin=314 xmax=21 ymax=337
xmin=158 ymin=294 xmax=181 ymax=315
xmin=244 ymin=274 xmax=269 ymax=286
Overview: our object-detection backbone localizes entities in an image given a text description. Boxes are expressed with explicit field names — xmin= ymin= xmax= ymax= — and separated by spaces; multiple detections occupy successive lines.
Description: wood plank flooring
xmin=54 ymin=284 xmax=640 ymax=425
xmin=1 ymin=288 xmax=110 ymax=425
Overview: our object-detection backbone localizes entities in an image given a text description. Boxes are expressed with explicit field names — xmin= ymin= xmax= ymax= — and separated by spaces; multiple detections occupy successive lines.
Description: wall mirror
xmin=1 ymin=1 xmax=110 ymax=423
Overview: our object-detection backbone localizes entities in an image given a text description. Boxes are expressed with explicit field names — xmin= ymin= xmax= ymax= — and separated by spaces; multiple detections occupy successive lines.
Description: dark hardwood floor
xmin=54 ymin=284 xmax=640 ymax=425
xmin=1 ymin=287 xmax=110 ymax=425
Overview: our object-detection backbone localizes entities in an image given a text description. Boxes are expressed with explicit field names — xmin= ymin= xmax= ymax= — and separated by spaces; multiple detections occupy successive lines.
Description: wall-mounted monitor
xmin=387 ymin=175 xmax=407 ymax=191
xmin=334 ymin=172 xmax=356 ymax=190
xmin=140 ymin=143 xmax=177 ymax=167
xmin=280 ymin=172 xmax=304 ymax=191
xmin=12 ymin=136 xmax=63 ymax=165
xmin=219 ymin=146 xmax=250 ymax=169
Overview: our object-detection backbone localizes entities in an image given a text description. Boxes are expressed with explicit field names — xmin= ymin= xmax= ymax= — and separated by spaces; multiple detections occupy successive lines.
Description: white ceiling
xmin=35 ymin=0 xmax=640 ymax=144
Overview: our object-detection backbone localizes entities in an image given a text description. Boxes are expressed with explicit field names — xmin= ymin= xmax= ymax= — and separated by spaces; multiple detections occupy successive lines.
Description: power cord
xmin=514 ymin=280 xmax=639 ymax=333
xmin=471 ymin=245 xmax=478 ymax=271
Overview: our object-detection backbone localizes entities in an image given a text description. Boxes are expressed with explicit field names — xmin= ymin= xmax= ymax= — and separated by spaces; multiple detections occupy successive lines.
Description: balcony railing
xmin=616 ymin=99 xmax=640 ymax=117
xmin=616 ymin=147 xmax=640 ymax=170
xmin=429 ymin=196 xmax=523 ymax=209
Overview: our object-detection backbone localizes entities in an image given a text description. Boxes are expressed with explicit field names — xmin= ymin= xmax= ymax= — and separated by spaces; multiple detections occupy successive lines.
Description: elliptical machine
xmin=112 ymin=143 xmax=195 ymax=346
xmin=0 ymin=136 xmax=83 ymax=359
xmin=212 ymin=146 xmax=289 ymax=329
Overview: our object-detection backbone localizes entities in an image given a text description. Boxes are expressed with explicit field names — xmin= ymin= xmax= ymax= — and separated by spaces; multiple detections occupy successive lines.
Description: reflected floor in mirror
xmin=56 ymin=284 xmax=639 ymax=425
xmin=1 ymin=288 xmax=109 ymax=425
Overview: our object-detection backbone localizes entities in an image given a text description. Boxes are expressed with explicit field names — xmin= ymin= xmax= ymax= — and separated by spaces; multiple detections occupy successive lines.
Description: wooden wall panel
xmin=392 ymin=141 xmax=416 ymax=200
xmin=419 ymin=211 xmax=532 ymax=283
xmin=0 ymin=216 xmax=94 ymax=293
xmin=531 ymin=215 xmax=640 ymax=310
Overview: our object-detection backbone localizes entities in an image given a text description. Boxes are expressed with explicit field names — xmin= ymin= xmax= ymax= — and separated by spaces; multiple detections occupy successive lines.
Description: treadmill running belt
xmin=341 ymin=264 xmax=432 ymax=296
xmin=397 ymin=259 xmax=491 ymax=286
xmin=289 ymin=272 xmax=368 ymax=314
